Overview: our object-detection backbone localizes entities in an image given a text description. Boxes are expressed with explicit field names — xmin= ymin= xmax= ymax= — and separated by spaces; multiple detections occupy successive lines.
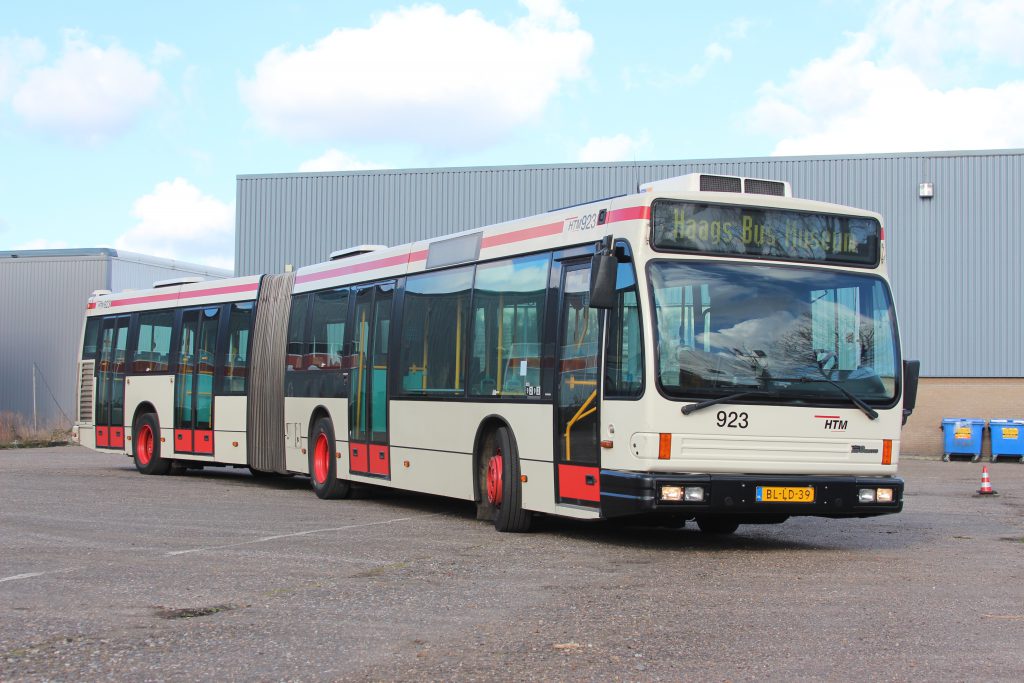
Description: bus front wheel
xmin=132 ymin=413 xmax=171 ymax=475
xmin=308 ymin=417 xmax=351 ymax=500
xmin=485 ymin=426 xmax=532 ymax=533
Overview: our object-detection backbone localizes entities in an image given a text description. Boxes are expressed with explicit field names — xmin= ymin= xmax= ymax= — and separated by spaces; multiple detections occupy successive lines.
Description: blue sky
xmin=2 ymin=0 xmax=1023 ymax=269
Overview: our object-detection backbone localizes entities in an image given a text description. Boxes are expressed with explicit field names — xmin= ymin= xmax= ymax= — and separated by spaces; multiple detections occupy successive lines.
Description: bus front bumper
xmin=599 ymin=470 xmax=904 ymax=520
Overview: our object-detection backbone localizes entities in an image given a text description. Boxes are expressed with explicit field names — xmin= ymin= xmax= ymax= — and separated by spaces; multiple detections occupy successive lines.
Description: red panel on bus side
xmin=349 ymin=443 xmax=368 ymax=474
xmin=194 ymin=430 xmax=214 ymax=454
xmin=95 ymin=426 xmax=109 ymax=448
xmin=174 ymin=429 xmax=193 ymax=453
xmin=110 ymin=427 xmax=125 ymax=449
xmin=558 ymin=464 xmax=601 ymax=502
xmin=369 ymin=445 xmax=390 ymax=476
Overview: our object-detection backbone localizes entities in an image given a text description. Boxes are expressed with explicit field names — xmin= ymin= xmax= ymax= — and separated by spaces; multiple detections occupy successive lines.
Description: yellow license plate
xmin=756 ymin=486 xmax=815 ymax=503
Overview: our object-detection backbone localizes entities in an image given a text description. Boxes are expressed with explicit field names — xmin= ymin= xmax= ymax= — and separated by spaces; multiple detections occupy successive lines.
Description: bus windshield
xmin=649 ymin=261 xmax=899 ymax=405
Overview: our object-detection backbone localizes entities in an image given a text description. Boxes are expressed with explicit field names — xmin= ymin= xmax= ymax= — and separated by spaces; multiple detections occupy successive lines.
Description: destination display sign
xmin=651 ymin=200 xmax=880 ymax=267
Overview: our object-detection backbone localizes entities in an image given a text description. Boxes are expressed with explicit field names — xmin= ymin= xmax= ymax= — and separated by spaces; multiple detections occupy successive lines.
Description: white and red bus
xmin=74 ymin=173 xmax=919 ymax=534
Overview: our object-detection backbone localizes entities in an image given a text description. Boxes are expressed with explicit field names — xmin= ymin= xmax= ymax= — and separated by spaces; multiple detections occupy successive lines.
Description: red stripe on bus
xmin=481 ymin=221 xmax=563 ymax=249
xmin=295 ymin=253 xmax=412 ymax=285
xmin=293 ymin=209 xmax=646 ymax=286
xmin=605 ymin=205 xmax=650 ymax=223
xmin=106 ymin=282 xmax=259 ymax=308
xmin=814 ymin=415 xmax=841 ymax=419
xmin=86 ymin=302 xmax=96 ymax=309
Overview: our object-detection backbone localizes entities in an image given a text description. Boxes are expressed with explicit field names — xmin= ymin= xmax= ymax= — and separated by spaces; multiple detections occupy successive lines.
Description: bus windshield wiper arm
xmin=818 ymin=377 xmax=878 ymax=420
xmin=772 ymin=377 xmax=879 ymax=421
xmin=681 ymin=390 xmax=774 ymax=415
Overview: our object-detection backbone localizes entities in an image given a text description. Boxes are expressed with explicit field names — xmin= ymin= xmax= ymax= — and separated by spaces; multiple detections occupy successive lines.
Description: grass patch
xmin=0 ymin=411 xmax=71 ymax=449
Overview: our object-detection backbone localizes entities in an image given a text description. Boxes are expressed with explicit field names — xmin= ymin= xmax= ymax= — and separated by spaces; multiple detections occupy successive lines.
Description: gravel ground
xmin=1 ymin=447 xmax=1022 ymax=681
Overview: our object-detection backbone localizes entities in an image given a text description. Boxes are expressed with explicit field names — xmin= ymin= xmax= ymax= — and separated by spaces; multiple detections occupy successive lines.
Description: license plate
xmin=756 ymin=486 xmax=815 ymax=503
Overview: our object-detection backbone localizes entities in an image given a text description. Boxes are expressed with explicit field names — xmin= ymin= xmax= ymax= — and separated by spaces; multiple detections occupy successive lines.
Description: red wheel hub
xmin=486 ymin=450 xmax=503 ymax=506
xmin=138 ymin=424 xmax=153 ymax=466
xmin=313 ymin=433 xmax=330 ymax=485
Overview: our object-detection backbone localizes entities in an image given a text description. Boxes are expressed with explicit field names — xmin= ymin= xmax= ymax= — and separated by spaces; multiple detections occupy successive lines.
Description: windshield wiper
xmin=771 ymin=377 xmax=879 ymax=420
xmin=681 ymin=390 xmax=777 ymax=415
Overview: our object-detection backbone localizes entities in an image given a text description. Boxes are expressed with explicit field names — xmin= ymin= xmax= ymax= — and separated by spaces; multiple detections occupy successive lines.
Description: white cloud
xmin=298 ymin=149 xmax=389 ymax=172
xmin=115 ymin=178 xmax=234 ymax=270
xmin=12 ymin=30 xmax=162 ymax=142
xmin=0 ymin=36 xmax=45 ymax=100
xmin=239 ymin=1 xmax=592 ymax=148
xmin=685 ymin=42 xmax=731 ymax=83
xmin=873 ymin=0 xmax=1024 ymax=73
xmin=750 ymin=1 xmax=1024 ymax=155
xmin=578 ymin=133 xmax=649 ymax=162
xmin=151 ymin=41 xmax=182 ymax=65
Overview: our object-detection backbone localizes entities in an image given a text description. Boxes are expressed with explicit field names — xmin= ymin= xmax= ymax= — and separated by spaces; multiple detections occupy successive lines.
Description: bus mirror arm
xmin=902 ymin=360 xmax=920 ymax=426
xmin=589 ymin=235 xmax=617 ymax=309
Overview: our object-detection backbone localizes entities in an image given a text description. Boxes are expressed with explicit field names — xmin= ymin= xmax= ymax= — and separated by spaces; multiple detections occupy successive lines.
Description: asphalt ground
xmin=1 ymin=447 xmax=1022 ymax=682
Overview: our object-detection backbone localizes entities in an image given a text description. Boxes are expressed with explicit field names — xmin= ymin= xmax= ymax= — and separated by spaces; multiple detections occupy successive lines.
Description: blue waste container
xmin=988 ymin=419 xmax=1024 ymax=463
xmin=941 ymin=418 xmax=985 ymax=462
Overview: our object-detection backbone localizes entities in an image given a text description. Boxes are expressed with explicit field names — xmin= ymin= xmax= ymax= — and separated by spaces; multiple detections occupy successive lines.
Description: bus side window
xmin=307 ymin=288 xmax=349 ymax=398
xmin=285 ymin=293 xmax=311 ymax=397
xmin=221 ymin=302 xmax=254 ymax=395
xmin=605 ymin=257 xmax=644 ymax=398
xmin=133 ymin=310 xmax=174 ymax=373
xmin=82 ymin=317 xmax=102 ymax=360
xmin=469 ymin=253 xmax=550 ymax=398
xmin=398 ymin=266 xmax=473 ymax=395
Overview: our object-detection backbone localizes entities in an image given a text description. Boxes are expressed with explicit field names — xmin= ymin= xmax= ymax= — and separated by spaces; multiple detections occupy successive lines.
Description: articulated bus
xmin=73 ymin=173 xmax=920 ymax=534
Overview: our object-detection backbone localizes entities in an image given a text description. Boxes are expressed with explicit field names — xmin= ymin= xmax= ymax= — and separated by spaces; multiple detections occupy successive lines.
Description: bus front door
xmin=554 ymin=262 xmax=602 ymax=508
xmin=173 ymin=306 xmax=220 ymax=455
xmin=348 ymin=282 xmax=394 ymax=478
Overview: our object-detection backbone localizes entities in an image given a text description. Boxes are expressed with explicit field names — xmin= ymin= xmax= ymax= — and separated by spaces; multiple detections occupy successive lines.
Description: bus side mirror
xmin=902 ymin=360 xmax=920 ymax=426
xmin=589 ymin=236 xmax=617 ymax=309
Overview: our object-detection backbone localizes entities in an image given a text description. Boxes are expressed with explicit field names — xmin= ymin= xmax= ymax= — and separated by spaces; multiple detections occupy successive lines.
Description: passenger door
xmin=94 ymin=315 xmax=130 ymax=449
xmin=554 ymin=262 xmax=602 ymax=507
xmin=348 ymin=282 xmax=394 ymax=478
xmin=174 ymin=306 xmax=220 ymax=455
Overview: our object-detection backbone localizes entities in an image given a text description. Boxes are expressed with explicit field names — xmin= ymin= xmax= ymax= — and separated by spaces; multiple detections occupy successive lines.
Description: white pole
xmin=32 ymin=363 xmax=38 ymax=431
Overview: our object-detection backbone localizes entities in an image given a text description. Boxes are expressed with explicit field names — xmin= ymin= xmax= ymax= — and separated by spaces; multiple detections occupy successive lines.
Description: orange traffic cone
xmin=977 ymin=466 xmax=998 ymax=496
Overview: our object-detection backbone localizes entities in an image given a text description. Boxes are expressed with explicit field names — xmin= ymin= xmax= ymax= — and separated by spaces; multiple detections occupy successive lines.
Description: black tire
xmin=308 ymin=417 xmax=351 ymax=500
xmin=695 ymin=516 xmax=740 ymax=535
xmin=132 ymin=413 xmax=171 ymax=475
xmin=490 ymin=426 xmax=532 ymax=533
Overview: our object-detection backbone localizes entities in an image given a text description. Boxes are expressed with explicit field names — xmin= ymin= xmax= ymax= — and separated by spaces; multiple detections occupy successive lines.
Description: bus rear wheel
xmin=308 ymin=417 xmax=351 ymax=500
xmin=486 ymin=426 xmax=531 ymax=533
xmin=133 ymin=413 xmax=171 ymax=475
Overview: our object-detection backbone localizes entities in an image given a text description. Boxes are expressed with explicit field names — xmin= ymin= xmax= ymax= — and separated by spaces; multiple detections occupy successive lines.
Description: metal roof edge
xmin=0 ymin=247 xmax=231 ymax=277
xmin=0 ymin=247 xmax=118 ymax=259
xmin=111 ymin=249 xmax=233 ymax=277
xmin=236 ymin=148 xmax=1024 ymax=180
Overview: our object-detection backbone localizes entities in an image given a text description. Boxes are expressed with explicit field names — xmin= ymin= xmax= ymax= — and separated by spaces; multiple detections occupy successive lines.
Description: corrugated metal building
xmin=235 ymin=148 xmax=1023 ymax=456
xmin=0 ymin=249 xmax=229 ymax=427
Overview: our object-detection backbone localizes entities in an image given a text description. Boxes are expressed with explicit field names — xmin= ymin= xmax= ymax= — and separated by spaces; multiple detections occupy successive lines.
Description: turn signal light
xmin=658 ymin=433 xmax=672 ymax=460
xmin=882 ymin=439 xmax=893 ymax=465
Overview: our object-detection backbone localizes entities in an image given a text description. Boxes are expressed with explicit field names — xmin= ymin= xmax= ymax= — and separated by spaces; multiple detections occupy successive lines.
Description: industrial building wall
xmin=236 ymin=149 xmax=1024 ymax=380
xmin=0 ymin=255 xmax=107 ymax=426
xmin=0 ymin=251 xmax=229 ymax=427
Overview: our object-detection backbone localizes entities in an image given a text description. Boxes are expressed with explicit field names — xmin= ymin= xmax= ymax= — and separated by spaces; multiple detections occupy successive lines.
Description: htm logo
xmin=815 ymin=415 xmax=848 ymax=431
